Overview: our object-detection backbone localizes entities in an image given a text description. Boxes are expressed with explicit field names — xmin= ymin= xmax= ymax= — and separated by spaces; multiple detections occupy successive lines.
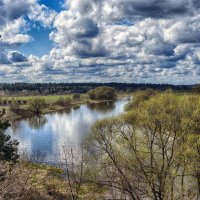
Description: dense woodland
xmin=0 ymin=83 xmax=192 ymax=95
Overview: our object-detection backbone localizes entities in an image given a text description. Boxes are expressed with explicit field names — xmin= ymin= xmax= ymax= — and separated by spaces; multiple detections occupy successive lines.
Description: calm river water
xmin=6 ymin=99 xmax=129 ymax=163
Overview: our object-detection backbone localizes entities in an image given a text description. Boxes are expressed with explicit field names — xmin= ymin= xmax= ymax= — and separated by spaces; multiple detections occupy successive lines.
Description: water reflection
xmin=7 ymin=99 xmax=129 ymax=163
xmin=11 ymin=120 xmax=21 ymax=133
xmin=87 ymin=101 xmax=116 ymax=113
xmin=27 ymin=115 xmax=47 ymax=129
xmin=55 ymin=108 xmax=72 ymax=115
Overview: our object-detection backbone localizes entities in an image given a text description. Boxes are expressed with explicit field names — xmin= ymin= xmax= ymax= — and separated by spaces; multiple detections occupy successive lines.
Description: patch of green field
xmin=0 ymin=94 xmax=89 ymax=103
xmin=2 ymin=95 xmax=71 ymax=101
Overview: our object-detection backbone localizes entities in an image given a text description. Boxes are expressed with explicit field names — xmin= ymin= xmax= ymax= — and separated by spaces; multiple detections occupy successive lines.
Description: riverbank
xmin=4 ymin=98 xmax=88 ymax=122
xmin=2 ymin=92 xmax=132 ymax=122
xmin=2 ymin=91 xmax=195 ymax=122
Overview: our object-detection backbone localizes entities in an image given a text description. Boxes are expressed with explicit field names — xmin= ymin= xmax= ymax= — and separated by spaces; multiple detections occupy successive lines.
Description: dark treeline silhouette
xmin=0 ymin=82 xmax=193 ymax=95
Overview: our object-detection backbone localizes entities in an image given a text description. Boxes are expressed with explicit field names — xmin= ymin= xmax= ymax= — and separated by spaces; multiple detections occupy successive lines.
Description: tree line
xmin=0 ymin=82 xmax=192 ymax=95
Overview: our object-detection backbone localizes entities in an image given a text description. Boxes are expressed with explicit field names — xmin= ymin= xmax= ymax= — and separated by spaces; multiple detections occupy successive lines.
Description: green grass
xmin=0 ymin=94 xmax=90 ymax=121
xmin=1 ymin=95 xmax=72 ymax=102
xmin=0 ymin=94 xmax=89 ymax=103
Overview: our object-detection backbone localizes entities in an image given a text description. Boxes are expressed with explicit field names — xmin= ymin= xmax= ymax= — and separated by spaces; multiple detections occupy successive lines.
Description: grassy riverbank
xmin=1 ymin=89 xmax=196 ymax=122
xmin=0 ymin=94 xmax=86 ymax=121
xmin=1 ymin=92 xmax=131 ymax=121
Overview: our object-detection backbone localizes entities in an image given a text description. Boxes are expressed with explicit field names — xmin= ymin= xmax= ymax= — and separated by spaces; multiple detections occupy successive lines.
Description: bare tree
xmin=58 ymin=144 xmax=88 ymax=200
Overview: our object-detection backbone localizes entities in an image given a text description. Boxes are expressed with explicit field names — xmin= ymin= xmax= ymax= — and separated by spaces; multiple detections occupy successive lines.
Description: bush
xmin=10 ymin=100 xmax=20 ymax=113
xmin=48 ymin=104 xmax=56 ymax=110
xmin=22 ymin=100 xmax=27 ymax=104
xmin=55 ymin=96 xmax=72 ymax=107
xmin=55 ymin=97 xmax=65 ymax=106
xmin=29 ymin=98 xmax=46 ymax=115
xmin=2 ymin=100 xmax=7 ymax=105
xmin=17 ymin=100 xmax=22 ymax=104
xmin=125 ymin=88 xmax=157 ymax=111
xmin=88 ymin=86 xmax=117 ymax=100
xmin=73 ymin=93 xmax=80 ymax=100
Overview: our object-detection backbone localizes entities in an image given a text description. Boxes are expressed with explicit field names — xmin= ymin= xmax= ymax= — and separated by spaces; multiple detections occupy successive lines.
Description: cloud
xmin=47 ymin=0 xmax=200 ymax=84
xmin=0 ymin=50 xmax=28 ymax=64
xmin=117 ymin=0 xmax=190 ymax=18
xmin=1 ymin=0 xmax=200 ymax=84
xmin=8 ymin=51 xmax=28 ymax=62
xmin=0 ymin=52 xmax=11 ymax=64
xmin=28 ymin=3 xmax=57 ymax=28
xmin=0 ymin=18 xmax=31 ymax=46
xmin=0 ymin=0 xmax=57 ymax=71
xmin=0 ymin=0 xmax=35 ymax=26
xmin=0 ymin=0 xmax=56 ymax=26
xmin=5 ymin=0 xmax=33 ymax=20
xmin=73 ymin=18 xmax=99 ymax=38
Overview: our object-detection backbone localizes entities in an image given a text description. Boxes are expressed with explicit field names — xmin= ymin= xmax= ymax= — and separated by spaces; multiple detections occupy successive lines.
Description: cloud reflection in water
xmin=7 ymin=99 xmax=128 ymax=163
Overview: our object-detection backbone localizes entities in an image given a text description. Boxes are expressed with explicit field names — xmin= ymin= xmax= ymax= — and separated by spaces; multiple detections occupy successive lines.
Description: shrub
xmin=2 ymin=100 xmax=7 ymax=105
xmin=10 ymin=100 xmax=20 ymax=114
xmin=17 ymin=100 xmax=22 ymax=104
xmin=73 ymin=93 xmax=80 ymax=100
xmin=65 ymin=97 xmax=72 ymax=105
xmin=29 ymin=98 xmax=46 ymax=115
xmin=55 ymin=97 xmax=72 ymax=107
xmin=88 ymin=86 xmax=117 ymax=100
xmin=125 ymin=88 xmax=157 ymax=111
xmin=22 ymin=100 xmax=27 ymax=104
xmin=55 ymin=97 xmax=65 ymax=106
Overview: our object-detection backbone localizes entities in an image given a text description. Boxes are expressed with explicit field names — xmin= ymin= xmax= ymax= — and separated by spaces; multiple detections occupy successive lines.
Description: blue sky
xmin=40 ymin=0 xmax=63 ymax=12
xmin=19 ymin=28 xmax=52 ymax=57
xmin=0 ymin=0 xmax=200 ymax=84
xmin=20 ymin=0 xmax=64 ymax=57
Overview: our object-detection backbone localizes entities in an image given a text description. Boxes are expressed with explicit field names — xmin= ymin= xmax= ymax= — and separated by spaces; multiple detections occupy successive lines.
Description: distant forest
xmin=0 ymin=82 xmax=193 ymax=95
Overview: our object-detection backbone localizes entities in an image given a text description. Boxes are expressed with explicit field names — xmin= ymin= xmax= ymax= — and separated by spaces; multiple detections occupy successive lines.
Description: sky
xmin=0 ymin=0 xmax=200 ymax=84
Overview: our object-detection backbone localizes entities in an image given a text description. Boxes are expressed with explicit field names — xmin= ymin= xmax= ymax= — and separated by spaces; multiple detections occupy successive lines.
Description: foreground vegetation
xmin=1 ymin=89 xmax=200 ymax=199
xmin=88 ymin=90 xmax=200 ymax=199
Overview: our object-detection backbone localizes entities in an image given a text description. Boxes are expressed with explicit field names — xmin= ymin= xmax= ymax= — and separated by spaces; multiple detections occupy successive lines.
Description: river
xmin=6 ymin=98 xmax=129 ymax=163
